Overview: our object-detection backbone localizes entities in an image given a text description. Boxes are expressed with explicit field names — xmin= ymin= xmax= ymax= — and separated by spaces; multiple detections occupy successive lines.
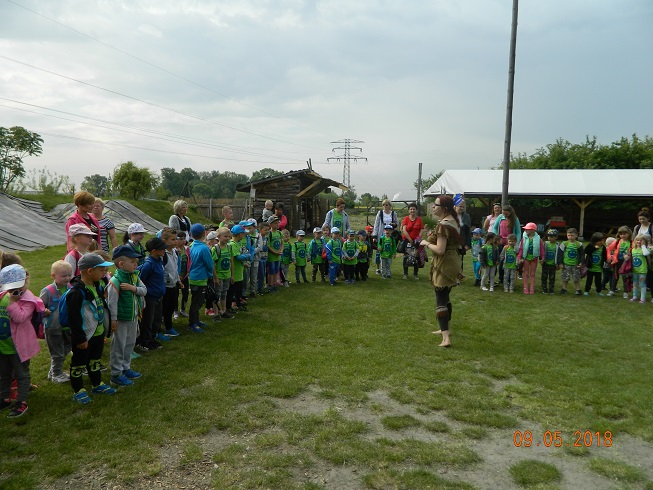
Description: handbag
xmin=396 ymin=240 xmax=407 ymax=254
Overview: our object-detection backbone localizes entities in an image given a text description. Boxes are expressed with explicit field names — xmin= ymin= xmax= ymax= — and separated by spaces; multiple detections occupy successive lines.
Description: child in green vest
xmin=541 ymin=229 xmax=562 ymax=294
xmin=470 ymin=228 xmax=483 ymax=287
xmin=583 ymin=232 xmax=606 ymax=297
xmin=292 ymin=230 xmax=309 ymax=283
xmin=356 ymin=230 xmax=371 ymax=282
xmin=342 ymin=230 xmax=360 ymax=284
xmin=266 ymin=216 xmax=283 ymax=291
xmin=325 ymin=227 xmax=343 ymax=285
xmin=229 ymin=225 xmax=249 ymax=311
xmin=560 ymin=228 xmax=585 ymax=295
xmin=211 ymin=227 xmax=234 ymax=319
xmin=378 ymin=225 xmax=397 ymax=279
xmin=108 ymin=245 xmax=147 ymax=387
xmin=479 ymin=232 xmax=499 ymax=292
xmin=629 ymin=234 xmax=650 ymax=303
xmin=281 ymin=229 xmax=292 ymax=287
xmin=500 ymin=234 xmax=518 ymax=293
xmin=309 ymin=227 xmax=326 ymax=282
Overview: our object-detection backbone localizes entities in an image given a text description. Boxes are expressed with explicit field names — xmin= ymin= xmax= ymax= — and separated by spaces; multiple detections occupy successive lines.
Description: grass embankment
xmin=2 ymin=239 xmax=653 ymax=488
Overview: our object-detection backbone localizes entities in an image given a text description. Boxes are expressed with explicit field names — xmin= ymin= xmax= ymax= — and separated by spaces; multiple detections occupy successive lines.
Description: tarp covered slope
xmin=0 ymin=195 xmax=166 ymax=252
xmin=424 ymin=169 xmax=653 ymax=198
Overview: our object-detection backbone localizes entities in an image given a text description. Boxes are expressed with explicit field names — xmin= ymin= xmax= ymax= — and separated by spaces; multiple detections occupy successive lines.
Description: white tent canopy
xmin=424 ymin=169 xmax=653 ymax=237
xmin=424 ymin=169 xmax=653 ymax=198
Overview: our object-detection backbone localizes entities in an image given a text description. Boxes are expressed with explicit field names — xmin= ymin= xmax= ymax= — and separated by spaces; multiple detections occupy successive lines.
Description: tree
xmin=112 ymin=161 xmax=157 ymax=200
xmin=341 ymin=188 xmax=357 ymax=209
xmin=0 ymin=126 xmax=43 ymax=192
xmin=359 ymin=192 xmax=379 ymax=208
xmin=413 ymin=171 xmax=443 ymax=196
xmin=250 ymin=167 xmax=283 ymax=182
xmin=27 ymin=167 xmax=74 ymax=195
xmin=81 ymin=174 xmax=111 ymax=197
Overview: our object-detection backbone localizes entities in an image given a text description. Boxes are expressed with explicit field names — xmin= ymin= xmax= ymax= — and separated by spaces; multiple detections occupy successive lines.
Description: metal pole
xmin=417 ymin=162 xmax=423 ymax=208
xmin=501 ymin=0 xmax=519 ymax=207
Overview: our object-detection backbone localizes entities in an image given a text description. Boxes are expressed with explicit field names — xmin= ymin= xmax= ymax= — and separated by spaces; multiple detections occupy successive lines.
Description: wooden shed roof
xmin=236 ymin=169 xmax=347 ymax=198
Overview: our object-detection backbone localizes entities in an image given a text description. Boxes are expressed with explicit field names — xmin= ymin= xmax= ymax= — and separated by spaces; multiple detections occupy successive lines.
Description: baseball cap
xmin=331 ymin=227 xmax=340 ymax=234
xmin=358 ymin=230 xmax=367 ymax=236
xmin=146 ymin=237 xmax=167 ymax=252
xmin=453 ymin=194 xmax=464 ymax=206
xmin=112 ymin=244 xmax=144 ymax=260
xmin=472 ymin=228 xmax=482 ymax=234
xmin=296 ymin=230 xmax=306 ymax=236
xmin=347 ymin=230 xmax=355 ymax=235
xmin=267 ymin=215 xmax=279 ymax=224
xmin=239 ymin=220 xmax=251 ymax=227
xmin=190 ymin=223 xmax=205 ymax=238
xmin=68 ymin=223 xmax=95 ymax=237
xmin=522 ymin=222 xmax=537 ymax=231
xmin=0 ymin=264 xmax=27 ymax=291
xmin=313 ymin=227 xmax=322 ymax=233
xmin=384 ymin=224 xmax=393 ymax=230
xmin=546 ymin=229 xmax=559 ymax=236
xmin=78 ymin=254 xmax=114 ymax=270
xmin=247 ymin=219 xmax=257 ymax=227
xmin=127 ymin=223 xmax=147 ymax=234
xmin=231 ymin=225 xmax=245 ymax=234
xmin=206 ymin=231 xmax=218 ymax=240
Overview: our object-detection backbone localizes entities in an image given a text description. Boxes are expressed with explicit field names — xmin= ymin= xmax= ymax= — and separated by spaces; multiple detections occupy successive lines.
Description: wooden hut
xmin=236 ymin=169 xmax=347 ymax=233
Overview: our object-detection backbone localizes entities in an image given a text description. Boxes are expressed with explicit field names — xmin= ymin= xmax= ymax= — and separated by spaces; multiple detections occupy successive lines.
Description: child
xmin=601 ymin=236 xmax=617 ymax=294
xmin=108 ymin=245 xmax=146 ymax=387
xmin=559 ymin=228 xmax=585 ymax=295
xmin=188 ymin=224 xmax=214 ymax=332
xmin=309 ymin=227 xmax=326 ymax=282
xmin=342 ymin=230 xmax=359 ymax=284
xmin=228 ymin=225 xmax=249 ymax=312
xmin=325 ymin=227 xmax=343 ymax=286
xmin=261 ymin=200 xmax=275 ymax=223
xmin=500 ymin=234 xmax=518 ymax=293
xmin=541 ymin=229 xmax=562 ymax=294
xmin=219 ymin=206 xmax=234 ymax=229
xmin=211 ymin=227 xmax=234 ymax=319
xmin=138 ymin=238 xmax=168 ymax=349
xmin=123 ymin=223 xmax=147 ymax=267
xmin=583 ymin=232 xmax=607 ymax=297
xmin=517 ymin=223 xmax=544 ymax=295
xmin=247 ymin=219 xmax=261 ymax=298
xmin=322 ymin=225 xmax=331 ymax=242
xmin=356 ymin=230 xmax=371 ymax=282
xmin=606 ymin=226 xmax=633 ymax=299
xmin=238 ymin=220 xmax=255 ymax=303
xmin=65 ymin=224 xmax=95 ymax=276
xmin=378 ymin=225 xmax=397 ymax=279
xmin=67 ymin=254 xmax=117 ymax=404
xmin=206 ymin=230 xmax=218 ymax=248
xmin=479 ymin=232 xmax=499 ymax=292
xmin=629 ymin=234 xmax=650 ymax=303
xmin=293 ymin=230 xmax=309 ymax=284
xmin=40 ymin=260 xmax=73 ymax=383
xmin=266 ymin=216 xmax=282 ymax=291
xmin=161 ymin=228 xmax=183 ymax=336
xmin=175 ymin=231 xmax=190 ymax=319
xmin=470 ymin=228 xmax=484 ymax=287
xmin=258 ymin=222 xmax=269 ymax=294
xmin=281 ymin=229 xmax=292 ymax=287
xmin=0 ymin=264 xmax=43 ymax=417
xmin=204 ymin=231 xmax=219 ymax=317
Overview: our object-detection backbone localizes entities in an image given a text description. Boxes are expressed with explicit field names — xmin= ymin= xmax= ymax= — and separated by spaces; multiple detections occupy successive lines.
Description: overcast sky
xmin=1 ymin=0 xmax=651 ymax=201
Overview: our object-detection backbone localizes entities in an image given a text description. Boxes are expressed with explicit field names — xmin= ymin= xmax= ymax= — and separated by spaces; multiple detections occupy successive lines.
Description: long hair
xmin=502 ymin=205 xmax=517 ymax=231
xmin=437 ymin=195 xmax=455 ymax=219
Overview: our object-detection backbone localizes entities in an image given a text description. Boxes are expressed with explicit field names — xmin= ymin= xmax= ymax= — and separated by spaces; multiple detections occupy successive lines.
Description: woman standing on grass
xmin=169 ymin=200 xmax=192 ymax=242
xmin=492 ymin=204 xmax=521 ymax=283
xmin=426 ymin=195 xmax=462 ymax=348
xmin=323 ymin=198 xmax=350 ymax=235
xmin=92 ymin=198 xmax=117 ymax=253
xmin=633 ymin=208 xmax=653 ymax=290
xmin=65 ymin=191 xmax=100 ymax=252
xmin=400 ymin=202 xmax=424 ymax=280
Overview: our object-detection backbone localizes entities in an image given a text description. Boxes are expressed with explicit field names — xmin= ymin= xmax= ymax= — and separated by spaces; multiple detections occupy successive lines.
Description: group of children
xmin=470 ymin=223 xmax=652 ymax=301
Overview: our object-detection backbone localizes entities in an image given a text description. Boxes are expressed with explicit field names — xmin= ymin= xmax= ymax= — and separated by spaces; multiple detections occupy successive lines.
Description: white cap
xmin=331 ymin=227 xmax=340 ymax=234
xmin=206 ymin=231 xmax=218 ymax=240
xmin=128 ymin=223 xmax=147 ymax=234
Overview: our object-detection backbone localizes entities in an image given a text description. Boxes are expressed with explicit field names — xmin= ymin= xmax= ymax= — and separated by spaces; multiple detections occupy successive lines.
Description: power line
xmin=5 ymin=0 xmax=331 ymax=138
xmin=327 ymin=139 xmax=367 ymax=188
xmin=1 ymin=55 xmax=329 ymax=151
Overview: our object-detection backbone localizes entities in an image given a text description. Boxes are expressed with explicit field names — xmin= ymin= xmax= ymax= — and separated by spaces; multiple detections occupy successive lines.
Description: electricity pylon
xmin=327 ymin=139 xmax=367 ymax=188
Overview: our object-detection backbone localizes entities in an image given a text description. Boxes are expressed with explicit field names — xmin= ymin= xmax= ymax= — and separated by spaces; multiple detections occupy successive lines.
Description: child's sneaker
xmin=481 ymin=286 xmax=488 ymax=291
xmin=92 ymin=383 xmax=117 ymax=395
xmin=111 ymin=374 xmax=134 ymax=386
xmin=376 ymin=269 xmax=381 ymax=275
xmin=542 ymin=288 xmax=548 ymax=294
xmin=560 ymin=289 xmax=567 ymax=295
xmin=221 ymin=312 xmax=234 ymax=319
xmin=131 ymin=350 xmax=141 ymax=360
xmin=0 ymin=398 xmax=12 ymax=411
xmin=50 ymin=372 xmax=70 ymax=383
xmin=623 ymin=293 xmax=629 ymax=299
xmin=7 ymin=401 xmax=28 ymax=418
xmin=165 ymin=328 xmax=180 ymax=337
xmin=188 ymin=324 xmax=205 ymax=333
xmin=489 ymin=287 xmax=494 ymax=292
xmin=583 ymin=292 xmax=589 ymax=296
xmin=205 ymin=308 xmax=215 ymax=316
xmin=72 ymin=389 xmax=92 ymax=404
xmin=197 ymin=321 xmax=208 ymax=327
xmin=156 ymin=332 xmax=172 ymax=342
xmin=640 ymin=299 xmax=646 ymax=304
xmin=123 ymin=369 xmax=142 ymax=379
xmin=575 ymin=290 xmax=582 ymax=296
xmin=173 ymin=311 xmax=180 ymax=320
xmin=179 ymin=311 xmax=189 ymax=317
xmin=630 ymin=297 xmax=637 ymax=302
xmin=597 ymin=292 xmax=606 ymax=297
xmin=403 ymin=274 xmax=408 ymax=280
xmin=607 ymin=290 xmax=614 ymax=297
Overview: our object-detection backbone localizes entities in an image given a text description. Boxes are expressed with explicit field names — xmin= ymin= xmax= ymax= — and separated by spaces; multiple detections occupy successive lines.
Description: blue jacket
xmin=139 ymin=255 xmax=166 ymax=299
xmin=189 ymin=240 xmax=214 ymax=283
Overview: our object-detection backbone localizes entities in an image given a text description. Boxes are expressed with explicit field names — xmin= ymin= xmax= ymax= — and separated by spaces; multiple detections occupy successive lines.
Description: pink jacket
xmin=65 ymin=211 xmax=101 ymax=251
xmin=2 ymin=290 xmax=43 ymax=362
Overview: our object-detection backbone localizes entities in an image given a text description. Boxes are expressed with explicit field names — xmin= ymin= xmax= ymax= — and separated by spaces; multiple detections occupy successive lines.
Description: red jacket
xmin=65 ymin=211 xmax=101 ymax=251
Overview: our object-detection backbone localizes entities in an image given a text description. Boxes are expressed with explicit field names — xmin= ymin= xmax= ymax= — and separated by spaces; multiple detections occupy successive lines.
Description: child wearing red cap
xmin=518 ymin=223 xmax=545 ymax=294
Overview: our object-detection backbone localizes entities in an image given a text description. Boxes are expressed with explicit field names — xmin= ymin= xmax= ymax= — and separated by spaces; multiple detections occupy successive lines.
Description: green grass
xmin=588 ymin=457 xmax=647 ymax=483
xmin=2 ymin=222 xmax=653 ymax=488
xmin=509 ymin=460 xmax=561 ymax=487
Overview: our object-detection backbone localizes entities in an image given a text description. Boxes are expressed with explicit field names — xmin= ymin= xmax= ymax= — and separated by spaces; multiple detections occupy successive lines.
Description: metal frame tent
xmin=424 ymin=169 xmax=653 ymax=237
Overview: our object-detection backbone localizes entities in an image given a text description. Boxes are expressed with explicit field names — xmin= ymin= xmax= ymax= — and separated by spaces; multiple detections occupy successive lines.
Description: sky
xmin=1 ymin=0 xmax=652 ymax=201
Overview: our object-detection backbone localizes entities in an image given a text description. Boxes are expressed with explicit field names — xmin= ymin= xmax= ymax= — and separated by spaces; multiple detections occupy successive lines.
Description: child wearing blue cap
xmin=108 ymin=245 xmax=147 ymax=387
xmin=188 ymin=224 xmax=214 ymax=332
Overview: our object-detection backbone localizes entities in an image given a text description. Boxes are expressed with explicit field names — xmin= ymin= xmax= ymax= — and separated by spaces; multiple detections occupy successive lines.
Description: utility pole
xmin=327 ymin=139 xmax=367 ymax=188
xmin=416 ymin=162 xmax=423 ymax=207
xmin=501 ymin=0 xmax=519 ymax=207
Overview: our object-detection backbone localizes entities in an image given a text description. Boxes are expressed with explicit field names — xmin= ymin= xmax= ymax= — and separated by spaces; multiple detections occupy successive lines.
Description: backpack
xmin=57 ymin=288 xmax=75 ymax=328
xmin=0 ymin=291 xmax=45 ymax=339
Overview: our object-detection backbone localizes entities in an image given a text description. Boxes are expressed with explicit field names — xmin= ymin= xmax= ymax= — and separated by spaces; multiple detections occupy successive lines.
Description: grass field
xmin=2 ymin=240 xmax=653 ymax=489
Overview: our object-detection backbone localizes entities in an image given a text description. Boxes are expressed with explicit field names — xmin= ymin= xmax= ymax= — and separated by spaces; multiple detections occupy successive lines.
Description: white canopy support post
xmin=571 ymin=198 xmax=595 ymax=239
